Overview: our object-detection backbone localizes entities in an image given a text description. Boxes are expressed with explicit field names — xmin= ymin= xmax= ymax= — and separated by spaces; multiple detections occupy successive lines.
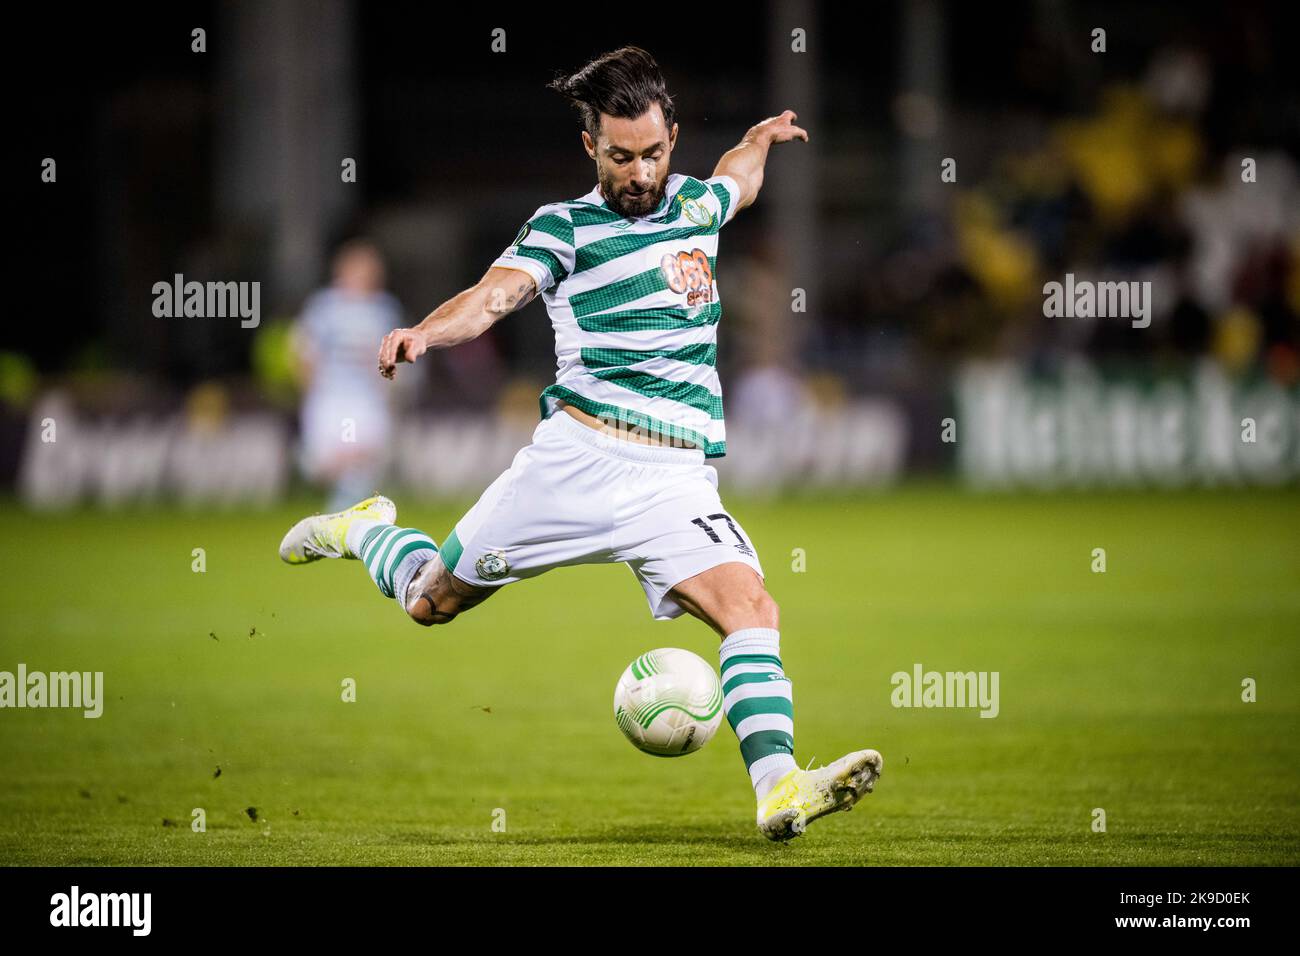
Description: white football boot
xmin=278 ymin=495 xmax=397 ymax=564
xmin=756 ymin=748 xmax=883 ymax=841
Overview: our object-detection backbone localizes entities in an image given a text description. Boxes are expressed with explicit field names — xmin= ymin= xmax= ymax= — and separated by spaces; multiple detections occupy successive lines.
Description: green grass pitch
xmin=1 ymin=485 xmax=1297 ymax=866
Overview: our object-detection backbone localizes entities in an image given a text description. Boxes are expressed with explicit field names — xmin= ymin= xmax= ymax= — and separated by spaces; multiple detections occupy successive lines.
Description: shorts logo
xmin=476 ymin=550 xmax=510 ymax=581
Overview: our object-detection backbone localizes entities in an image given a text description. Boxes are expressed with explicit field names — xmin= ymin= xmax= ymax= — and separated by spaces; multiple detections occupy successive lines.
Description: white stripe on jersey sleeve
xmin=490 ymin=205 xmax=575 ymax=294
xmin=705 ymin=175 xmax=743 ymax=226
xmin=490 ymin=253 xmax=552 ymax=293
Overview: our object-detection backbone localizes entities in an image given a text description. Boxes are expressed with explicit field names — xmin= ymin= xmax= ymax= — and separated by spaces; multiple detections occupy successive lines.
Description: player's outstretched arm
xmin=377 ymin=266 xmax=537 ymax=379
xmin=712 ymin=110 xmax=808 ymax=216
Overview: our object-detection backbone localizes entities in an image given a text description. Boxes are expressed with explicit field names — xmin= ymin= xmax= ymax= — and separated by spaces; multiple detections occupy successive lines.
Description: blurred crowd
xmin=5 ymin=7 xmax=1297 ymax=496
xmin=854 ymin=45 xmax=1298 ymax=388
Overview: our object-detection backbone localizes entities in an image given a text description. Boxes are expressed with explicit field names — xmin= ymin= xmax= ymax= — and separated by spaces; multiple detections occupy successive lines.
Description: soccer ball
xmin=613 ymin=648 xmax=724 ymax=756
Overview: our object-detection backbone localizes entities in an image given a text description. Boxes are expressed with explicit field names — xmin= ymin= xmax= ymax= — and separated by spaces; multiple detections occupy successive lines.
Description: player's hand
xmin=754 ymin=109 xmax=808 ymax=146
xmin=378 ymin=328 xmax=427 ymax=379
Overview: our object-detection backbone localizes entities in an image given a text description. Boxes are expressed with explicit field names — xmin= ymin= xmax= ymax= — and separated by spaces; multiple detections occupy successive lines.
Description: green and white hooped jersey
xmin=491 ymin=173 xmax=742 ymax=458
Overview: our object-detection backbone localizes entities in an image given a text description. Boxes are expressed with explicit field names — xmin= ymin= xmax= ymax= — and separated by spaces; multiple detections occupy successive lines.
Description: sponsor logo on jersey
xmin=660 ymin=248 xmax=715 ymax=306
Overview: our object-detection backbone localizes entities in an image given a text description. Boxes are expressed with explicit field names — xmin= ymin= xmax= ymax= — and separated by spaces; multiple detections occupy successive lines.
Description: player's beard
xmin=599 ymin=166 xmax=667 ymax=219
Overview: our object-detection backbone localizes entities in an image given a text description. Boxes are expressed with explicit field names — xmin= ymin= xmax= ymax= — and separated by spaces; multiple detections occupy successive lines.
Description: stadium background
xmin=3 ymin=0 xmax=1297 ymax=865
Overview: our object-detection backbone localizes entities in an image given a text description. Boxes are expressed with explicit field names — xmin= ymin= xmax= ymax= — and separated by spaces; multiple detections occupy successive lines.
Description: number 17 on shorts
xmin=690 ymin=512 xmax=756 ymax=558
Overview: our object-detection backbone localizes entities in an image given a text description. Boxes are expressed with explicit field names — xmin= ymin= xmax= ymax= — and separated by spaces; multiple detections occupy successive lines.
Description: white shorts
xmin=437 ymin=410 xmax=764 ymax=620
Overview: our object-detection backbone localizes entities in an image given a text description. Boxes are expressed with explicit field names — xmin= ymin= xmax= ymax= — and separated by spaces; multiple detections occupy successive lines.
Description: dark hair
xmin=548 ymin=46 xmax=675 ymax=139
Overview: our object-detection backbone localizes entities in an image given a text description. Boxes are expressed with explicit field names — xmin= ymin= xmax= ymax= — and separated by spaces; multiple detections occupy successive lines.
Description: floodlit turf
xmin=1 ymin=484 xmax=1297 ymax=866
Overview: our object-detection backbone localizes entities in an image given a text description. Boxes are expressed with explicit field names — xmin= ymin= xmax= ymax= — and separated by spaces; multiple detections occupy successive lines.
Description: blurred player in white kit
xmin=294 ymin=240 xmax=404 ymax=511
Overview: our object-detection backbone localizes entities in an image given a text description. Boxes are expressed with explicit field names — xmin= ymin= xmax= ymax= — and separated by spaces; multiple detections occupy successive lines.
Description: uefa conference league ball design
xmin=613 ymin=648 xmax=724 ymax=756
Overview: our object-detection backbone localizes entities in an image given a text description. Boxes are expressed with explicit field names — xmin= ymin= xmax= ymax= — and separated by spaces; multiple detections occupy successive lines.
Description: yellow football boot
xmin=278 ymin=495 xmax=397 ymax=564
xmin=756 ymin=749 xmax=883 ymax=841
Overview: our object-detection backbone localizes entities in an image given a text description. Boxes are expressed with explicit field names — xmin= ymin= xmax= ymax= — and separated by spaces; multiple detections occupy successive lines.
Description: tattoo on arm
xmin=485 ymin=280 xmax=538 ymax=318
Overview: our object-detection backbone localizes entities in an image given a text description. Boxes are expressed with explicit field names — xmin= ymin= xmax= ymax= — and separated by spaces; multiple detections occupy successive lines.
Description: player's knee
xmin=748 ymin=588 xmax=779 ymax=629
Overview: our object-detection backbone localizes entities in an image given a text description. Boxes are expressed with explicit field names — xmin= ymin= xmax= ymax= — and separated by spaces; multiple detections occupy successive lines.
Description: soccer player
xmin=293 ymin=240 xmax=403 ymax=512
xmin=279 ymin=47 xmax=882 ymax=840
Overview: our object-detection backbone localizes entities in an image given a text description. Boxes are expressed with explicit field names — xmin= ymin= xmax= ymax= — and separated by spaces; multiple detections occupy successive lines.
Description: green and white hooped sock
xmin=719 ymin=627 xmax=797 ymax=798
xmin=348 ymin=521 xmax=439 ymax=605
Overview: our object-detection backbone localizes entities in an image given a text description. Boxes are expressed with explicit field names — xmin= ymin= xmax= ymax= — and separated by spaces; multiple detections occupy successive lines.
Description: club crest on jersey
xmin=681 ymin=197 xmax=715 ymax=228
xmin=476 ymin=550 xmax=510 ymax=581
